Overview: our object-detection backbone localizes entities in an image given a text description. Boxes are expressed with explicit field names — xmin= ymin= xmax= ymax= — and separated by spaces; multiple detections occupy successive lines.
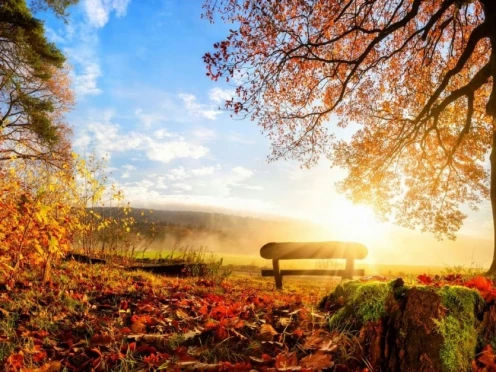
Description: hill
xmin=91 ymin=208 xmax=331 ymax=255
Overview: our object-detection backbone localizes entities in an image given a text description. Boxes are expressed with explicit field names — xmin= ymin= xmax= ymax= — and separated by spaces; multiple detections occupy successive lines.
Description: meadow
xmin=137 ymin=249 xmax=451 ymax=278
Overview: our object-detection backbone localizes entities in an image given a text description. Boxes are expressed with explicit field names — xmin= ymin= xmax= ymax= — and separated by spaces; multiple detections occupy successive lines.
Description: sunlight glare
xmin=312 ymin=200 xmax=389 ymax=246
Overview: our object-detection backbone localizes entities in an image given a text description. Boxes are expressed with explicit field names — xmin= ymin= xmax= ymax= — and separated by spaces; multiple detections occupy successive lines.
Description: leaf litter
xmin=0 ymin=261 xmax=357 ymax=371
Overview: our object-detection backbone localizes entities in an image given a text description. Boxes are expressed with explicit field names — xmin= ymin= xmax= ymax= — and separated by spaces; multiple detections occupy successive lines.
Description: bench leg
xmin=272 ymin=259 xmax=283 ymax=289
xmin=344 ymin=258 xmax=354 ymax=279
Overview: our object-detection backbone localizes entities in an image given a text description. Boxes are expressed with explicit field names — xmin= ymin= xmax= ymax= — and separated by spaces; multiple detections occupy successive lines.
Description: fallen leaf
xmin=131 ymin=321 xmax=147 ymax=333
xmin=49 ymin=361 xmax=62 ymax=372
xmin=473 ymin=345 xmax=496 ymax=372
xmin=275 ymin=351 xmax=299 ymax=369
xmin=176 ymin=309 xmax=189 ymax=320
xmin=258 ymin=324 xmax=278 ymax=341
xmin=299 ymin=351 xmax=334 ymax=371
xmin=90 ymin=334 xmax=113 ymax=345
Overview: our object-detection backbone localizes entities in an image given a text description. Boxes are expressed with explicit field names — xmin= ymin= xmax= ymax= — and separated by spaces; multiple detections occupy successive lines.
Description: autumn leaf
xmin=258 ymin=324 xmax=278 ymax=341
xmin=215 ymin=325 xmax=229 ymax=341
xmin=90 ymin=334 xmax=113 ymax=345
xmin=32 ymin=350 xmax=47 ymax=363
xmin=473 ymin=345 xmax=496 ymax=372
xmin=299 ymin=351 xmax=334 ymax=371
xmin=275 ymin=351 xmax=299 ymax=369
xmin=176 ymin=308 xmax=189 ymax=320
xmin=417 ymin=274 xmax=433 ymax=285
xmin=131 ymin=321 xmax=147 ymax=334
xmin=303 ymin=330 xmax=336 ymax=351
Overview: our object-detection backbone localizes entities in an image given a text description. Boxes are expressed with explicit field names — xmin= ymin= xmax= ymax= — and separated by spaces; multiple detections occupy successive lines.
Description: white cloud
xmin=74 ymin=113 xmax=209 ymax=164
xmin=179 ymin=93 xmax=221 ymax=120
xmin=244 ymin=185 xmax=264 ymax=191
xmin=64 ymin=27 xmax=102 ymax=97
xmin=166 ymin=165 xmax=220 ymax=180
xmin=167 ymin=167 xmax=188 ymax=181
xmin=153 ymin=129 xmax=175 ymax=139
xmin=226 ymin=133 xmax=255 ymax=145
xmin=73 ymin=61 xmax=102 ymax=96
xmin=83 ymin=0 xmax=132 ymax=28
xmin=173 ymin=183 xmax=193 ymax=191
xmin=209 ymin=87 xmax=234 ymax=104
xmin=191 ymin=166 xmax=218 ymax=176
xmin=121 ymin=164 xmax=135 ymax=178
xmin=45 ymin=27 xmax=66 ymax=44
xmin=201 ymin=166 xmax=256 ymax=197
xmin=232 ymin=166 xmax=254 ymax=180
xmin=135 ymin=109 xmax=170 ymax=128
xmin=191 ymin=128 xmax=216 ymax=140
xmin=147 ymin=141 xmax=208 ymax=163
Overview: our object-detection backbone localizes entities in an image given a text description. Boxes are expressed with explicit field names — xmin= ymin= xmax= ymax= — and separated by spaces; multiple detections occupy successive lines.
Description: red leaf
xmin=473 ymin=345 xmax=496 ymax=372
xmin=417 ymin=274 xmax=433 ymax=285
xmin=465 ymin=276 xmax=493 ymax=293
xmin=215 ymin=325 xmax=229 ymax=341
xmin=32 ymin=350 xmax=47 ymax=363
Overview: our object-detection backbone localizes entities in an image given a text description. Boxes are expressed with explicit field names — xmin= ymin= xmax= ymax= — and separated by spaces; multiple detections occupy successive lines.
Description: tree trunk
xmin=488 ymin=119 xmax=496 ymax=275
xmin=485 ymin=0 xmax=496 ymax=273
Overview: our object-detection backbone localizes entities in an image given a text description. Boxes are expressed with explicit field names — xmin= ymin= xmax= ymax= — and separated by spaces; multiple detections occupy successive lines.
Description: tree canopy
xmin=204 ymin=0 xmax=496 ymax=256
xmin=0 ymin=0 xmax=75 ymax=165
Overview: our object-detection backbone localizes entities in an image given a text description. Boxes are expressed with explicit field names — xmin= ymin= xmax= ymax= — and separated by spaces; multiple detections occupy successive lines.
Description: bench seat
xmin=260 ymin=241 xmax=367 ymax=289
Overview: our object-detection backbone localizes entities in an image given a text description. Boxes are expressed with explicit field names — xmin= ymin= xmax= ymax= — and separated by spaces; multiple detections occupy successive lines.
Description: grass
xmin=138 ymin=249 xmax=448 ymax=277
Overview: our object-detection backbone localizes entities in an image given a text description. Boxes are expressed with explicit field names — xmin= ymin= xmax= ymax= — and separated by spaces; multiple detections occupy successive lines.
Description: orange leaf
xmin=131 ymin=321 xmax=146 ymax=334
xmin=258 ymin=324 xmax=277 ymax=341
xmin=299 ymin=351 xmax=334 ymax=371
xmin=275 ymin=352 xmax=298 ymax=369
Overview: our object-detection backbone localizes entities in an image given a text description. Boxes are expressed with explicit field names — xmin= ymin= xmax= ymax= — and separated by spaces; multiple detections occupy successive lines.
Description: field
xmin=137 ymin=249 xmax=449 ymax=277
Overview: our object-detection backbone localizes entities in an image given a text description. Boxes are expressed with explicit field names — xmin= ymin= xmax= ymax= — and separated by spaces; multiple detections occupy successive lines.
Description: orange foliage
xmin=203 ymin=0 xmax=495 ymax=242
xmin=0 ymin=165 xmax=77 ymax=282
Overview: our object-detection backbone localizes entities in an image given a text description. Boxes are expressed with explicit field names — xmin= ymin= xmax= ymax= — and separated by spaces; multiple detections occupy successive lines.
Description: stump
xmin=320 ymin=280 xmax=484 ymax=371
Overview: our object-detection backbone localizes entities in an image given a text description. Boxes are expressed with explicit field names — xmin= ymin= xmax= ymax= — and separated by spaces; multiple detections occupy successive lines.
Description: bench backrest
xmin=260 ymin=241 xmax=368 ymax=260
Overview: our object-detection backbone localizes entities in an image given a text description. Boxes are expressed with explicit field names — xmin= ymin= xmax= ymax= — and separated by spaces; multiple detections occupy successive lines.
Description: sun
xmin=312 ymin=199 xmax=389 ymax=245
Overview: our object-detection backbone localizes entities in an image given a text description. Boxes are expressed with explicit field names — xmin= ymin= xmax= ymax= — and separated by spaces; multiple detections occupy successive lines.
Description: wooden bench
xmin=260 ymin=241 xmax=367 ymax=289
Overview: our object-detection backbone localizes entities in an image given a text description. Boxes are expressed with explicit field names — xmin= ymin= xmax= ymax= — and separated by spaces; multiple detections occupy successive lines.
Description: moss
xmin=325 ymin=281 xmax=483 ymax=371
xmin=329 ymin=281 xmax=393 ymax=330
xmin=434 ymin=286 xmax=482 ymax=372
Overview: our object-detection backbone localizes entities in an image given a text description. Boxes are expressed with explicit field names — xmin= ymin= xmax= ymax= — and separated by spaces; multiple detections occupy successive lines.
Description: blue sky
xmin=41 ymin=0 xmax=495 ymax=266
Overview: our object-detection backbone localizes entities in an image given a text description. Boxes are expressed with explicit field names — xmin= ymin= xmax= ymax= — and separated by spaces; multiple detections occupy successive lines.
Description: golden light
xmin=311 ymin=199 xmax=391 ymax=247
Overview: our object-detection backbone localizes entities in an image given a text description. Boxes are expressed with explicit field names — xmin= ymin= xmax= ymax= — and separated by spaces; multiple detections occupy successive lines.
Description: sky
xmin=41 ymin=0 xmax=495 ymax=267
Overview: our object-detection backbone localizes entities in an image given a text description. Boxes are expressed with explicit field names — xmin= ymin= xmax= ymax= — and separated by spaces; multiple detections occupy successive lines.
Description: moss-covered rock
xmin=436 ymin=286 xmax=483 ymax=372
xmin=321 ymin=280 xmax=484 ymax=372
xmin=325 ymin=280 xmax=394 ymax=330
